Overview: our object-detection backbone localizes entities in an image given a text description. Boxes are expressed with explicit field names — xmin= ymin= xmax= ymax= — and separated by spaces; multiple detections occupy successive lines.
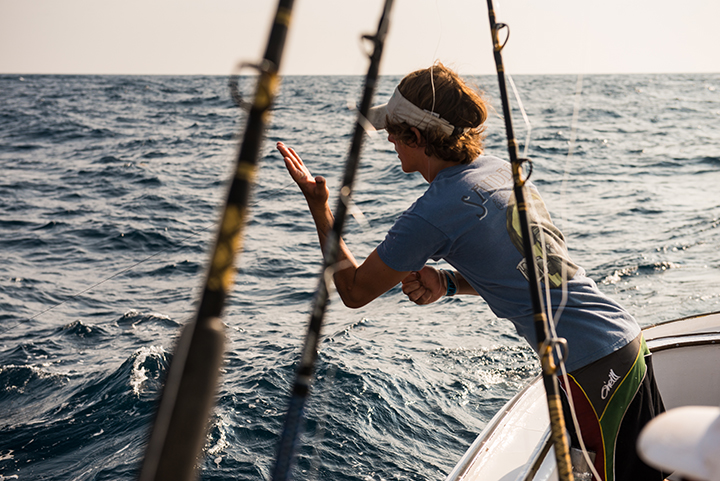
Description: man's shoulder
xmin=435 ymin=156 xmax=513 ymax=193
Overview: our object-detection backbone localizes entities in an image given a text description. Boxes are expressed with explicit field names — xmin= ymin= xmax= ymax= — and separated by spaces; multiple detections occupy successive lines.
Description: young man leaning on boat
xmin=277 ymin=62 xmax=666 ymax=481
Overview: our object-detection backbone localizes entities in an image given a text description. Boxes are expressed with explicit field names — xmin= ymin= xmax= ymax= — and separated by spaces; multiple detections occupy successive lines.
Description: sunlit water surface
xmin=1 ymin=73 xmax=718 ymax=480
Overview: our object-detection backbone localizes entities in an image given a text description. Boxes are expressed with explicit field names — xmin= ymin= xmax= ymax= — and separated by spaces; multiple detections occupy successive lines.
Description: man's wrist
xmin=441 ymin=269 xmax=457 ymax=296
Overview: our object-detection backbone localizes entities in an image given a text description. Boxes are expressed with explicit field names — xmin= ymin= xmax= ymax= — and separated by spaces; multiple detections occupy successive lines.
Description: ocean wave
xmin=0 ymin=344 xmax=169 ymax=478
xmin=129 ymin=345 xmax=168 ymax=397
xmin=601 ymin=261 xmax=682 ymax=285
xmin=0 ymin=363 xmax=68 ymax=398
xmin=699 ymin=155 xmax=720 ymax=166
xmin=2 ymin=72 xmax=719 ymax=481
xmin=101 ymin=228 xmax=176 ymax=253
xmin=145 ymin=259 xmax=202 ymax=277
xmin=115 ymin=309 xmax=179 ymax=329
xmin=56 ymin=320 xmax=108 ymax=340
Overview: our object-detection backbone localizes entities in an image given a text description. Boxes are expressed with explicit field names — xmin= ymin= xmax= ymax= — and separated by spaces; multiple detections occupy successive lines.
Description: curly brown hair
xmin=385 ymin=63 xmax=488 ymax=164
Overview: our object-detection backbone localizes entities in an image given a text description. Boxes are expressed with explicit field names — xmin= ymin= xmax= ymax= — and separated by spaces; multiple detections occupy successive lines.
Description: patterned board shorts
xmin=559 ymin=334 xmax=667 ymax=481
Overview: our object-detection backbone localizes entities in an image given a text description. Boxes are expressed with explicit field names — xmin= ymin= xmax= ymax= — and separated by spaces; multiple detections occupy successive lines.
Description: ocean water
xmin=1 ymin=72 xmax=719 ymax=480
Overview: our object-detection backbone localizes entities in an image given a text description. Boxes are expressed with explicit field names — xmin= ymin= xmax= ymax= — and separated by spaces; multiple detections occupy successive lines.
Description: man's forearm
xmin=306 ymin=199 xmax=361 ymax=302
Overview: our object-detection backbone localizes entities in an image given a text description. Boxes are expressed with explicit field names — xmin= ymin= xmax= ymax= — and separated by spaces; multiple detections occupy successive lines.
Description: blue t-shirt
xmin=376 ymin=156 xmax=640 ymax=371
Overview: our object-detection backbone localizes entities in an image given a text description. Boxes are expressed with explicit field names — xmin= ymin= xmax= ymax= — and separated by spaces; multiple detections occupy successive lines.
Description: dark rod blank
xmin=138 ymin=2 xmax=296 ymax=480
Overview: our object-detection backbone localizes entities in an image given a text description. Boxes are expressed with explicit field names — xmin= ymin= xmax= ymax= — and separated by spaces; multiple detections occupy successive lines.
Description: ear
xmin=410 ymin=127 xmax=425 ymax=147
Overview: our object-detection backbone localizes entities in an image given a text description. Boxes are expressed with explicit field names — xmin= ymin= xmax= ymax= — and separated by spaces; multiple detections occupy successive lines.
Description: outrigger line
xmin=484 ymin=1 xmax=575 ymax=481
xmin=138 ymin=1 xmax=296 ymax=480
xmin=270 ymin=0 xmax=394 ymax=479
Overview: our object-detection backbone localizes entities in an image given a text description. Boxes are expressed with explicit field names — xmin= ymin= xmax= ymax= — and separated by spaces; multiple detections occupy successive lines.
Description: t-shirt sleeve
xmin=376 ymin=211 xmax=451 ymax=272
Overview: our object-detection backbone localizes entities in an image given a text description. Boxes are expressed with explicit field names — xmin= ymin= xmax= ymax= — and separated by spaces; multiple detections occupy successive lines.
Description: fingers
xmin=402 ymin=281 xmax=423 ymax=299
xmin=410 ymin=287 xmax=432 ymax=305
xmin=402 ymin=271 xmax=430 ymax=305
xmin=276 ymin=141 xmax=294 ymax=158
xmin=277 ymin=142 xmax=330 ymax=206
xmin=401 ymin=271 xmax=420 ymax=284
xmin=278 ymin=142 xmax=311 ymax=183
xmin=282 ymin=156 xmax=306 ymax=182
xmin=401 ymin=271 xmax=420 ymax=295
xmin=277 ymin=142 xmax=302 ymax=167
xmin=404 ymin=285 xmax=427 ymax=304
xmin=402 ymin=267 xmax=445 ymax=305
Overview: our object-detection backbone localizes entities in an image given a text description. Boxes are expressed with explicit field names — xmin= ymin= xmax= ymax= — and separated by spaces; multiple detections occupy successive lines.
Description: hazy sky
xmin=1 ymin=0 xmax=719 ymax=76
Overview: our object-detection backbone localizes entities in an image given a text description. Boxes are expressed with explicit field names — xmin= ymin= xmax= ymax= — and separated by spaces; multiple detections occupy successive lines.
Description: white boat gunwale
xmin=444 ymin=376 xmax=544 ymax=480
xmin=446 ymin=311 xmax=720 ymax=481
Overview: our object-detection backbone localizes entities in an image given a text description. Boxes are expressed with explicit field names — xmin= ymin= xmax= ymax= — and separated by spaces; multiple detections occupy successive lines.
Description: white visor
xmin=367 ymin=87 xmax=457 ymax=137
xmin=637 ymin=405 xmax=720 ymax=481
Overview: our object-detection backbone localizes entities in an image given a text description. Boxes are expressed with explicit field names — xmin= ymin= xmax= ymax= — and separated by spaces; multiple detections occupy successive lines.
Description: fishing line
xmin=559 ymin=367 xmax=603 ymax=481
xmin=428 ymin=0 xmax=442 ymax=113
xmin=0 ymin=222 xmax=212 ymax=338
xmin=507 ymin=74 xmax=531 ymax=158
xmin=532 ymin=73 xmax=600 ymax=480
xmin=555 ymin=73 xmax=584 ymax=326
xmin=427 ymin=0 xmax=443 ymax=182
xmin=271 ymin=2 xmax=394 ymax=478
xmin=553 ymin=73 xmax=601 ymax=481
xmin=502 ymin=43 xmax=594 ymax=478
xmin=483 ymin=11 xmax=595 ymax=475
xmin=534 ymin=209 xmax=602 ymax=481
xmin=485 ymin=1 xmax=575 ymax=478
xmin=141 ymin=1 xmax=298 ymax=477
xmin=523 ymin=80 xmax=598 ymax=481
xmin=5 ymin=178 xmax=301 ymax=334
xmin=483 ymin=14 xmax=581 ymax=469
xmin=430 ymin=65 xmax=436 ymax=113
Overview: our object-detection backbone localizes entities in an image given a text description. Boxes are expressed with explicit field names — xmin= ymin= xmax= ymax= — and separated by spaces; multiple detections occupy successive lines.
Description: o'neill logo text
xmin=601 ymin=369 xmax=621 ymax=400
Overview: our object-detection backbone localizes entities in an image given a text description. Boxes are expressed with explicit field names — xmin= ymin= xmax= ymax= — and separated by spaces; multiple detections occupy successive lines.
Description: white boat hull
xmin=447 ymin=311 xmax=720 ymax=481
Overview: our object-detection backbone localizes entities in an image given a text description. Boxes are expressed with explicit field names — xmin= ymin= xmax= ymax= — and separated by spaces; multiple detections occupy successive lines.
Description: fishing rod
xmin=484 ymin=1 xmax=575 ymax=480
xmin=138 ymin=1 xmax=295 ymax=480
xmin=271 ymin=0 xmax=394 ymax=479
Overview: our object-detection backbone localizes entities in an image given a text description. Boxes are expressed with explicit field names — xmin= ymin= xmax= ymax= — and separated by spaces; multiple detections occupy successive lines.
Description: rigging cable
xmin=484 ymin=1 xmax=575 ymax=480
xmin=270 ymin=1 xmax=395 ymax=479
xmin=138 ymin=1 xmax=296 ymax=480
